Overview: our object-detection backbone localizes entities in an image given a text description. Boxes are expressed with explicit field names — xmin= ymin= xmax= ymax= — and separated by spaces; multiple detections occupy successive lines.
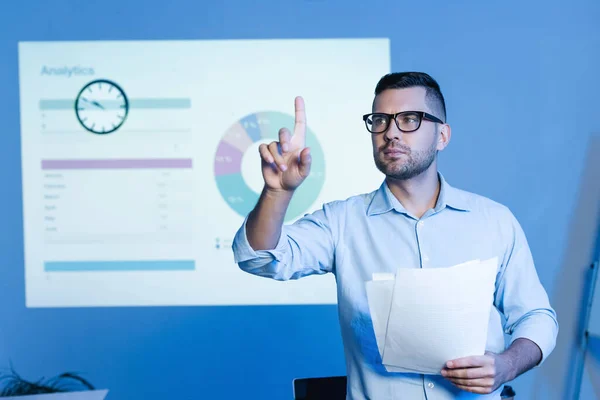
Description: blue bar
xmin=39 ymin=98 xmax=191 ymax=110
xmin=45 ymin=260 xmax=195 ymax=272
xmin=130 ymin=98 xmax=191 ymax=109
xmin=39 ymin=99 xmax=73 ymax=110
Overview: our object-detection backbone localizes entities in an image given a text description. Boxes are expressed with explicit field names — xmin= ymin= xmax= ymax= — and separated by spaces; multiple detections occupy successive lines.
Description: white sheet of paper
xmin=365 ymin=278 xmax=394 ymax=360
xmin=379 ymin=257 xmax=498 ymax=374
xmin=367 ymin=277 xmax=416 ymax=373
xmin=366 ymin=259 xmax=483 ymax=368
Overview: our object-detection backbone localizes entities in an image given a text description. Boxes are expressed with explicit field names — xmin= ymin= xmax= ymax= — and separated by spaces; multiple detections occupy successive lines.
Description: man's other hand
xmin=441 ymin=351 xmax=515 ymax=394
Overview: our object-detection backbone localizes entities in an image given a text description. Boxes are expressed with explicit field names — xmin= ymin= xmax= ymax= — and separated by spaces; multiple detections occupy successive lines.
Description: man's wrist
xmin=264 ymin=187 xmax=295 ymax=200
xmin=497 ymin=351 xmax=518 ymax=382
xmin=498 ymin=338 xmax=542 ymax=382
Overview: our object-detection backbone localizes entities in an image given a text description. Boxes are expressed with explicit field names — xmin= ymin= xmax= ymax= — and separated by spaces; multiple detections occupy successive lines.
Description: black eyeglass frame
xmin=362 ymin=111 xmax=445 ymax=133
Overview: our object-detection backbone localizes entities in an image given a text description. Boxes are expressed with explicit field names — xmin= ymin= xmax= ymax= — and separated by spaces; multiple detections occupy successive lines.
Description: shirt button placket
xmin=416 ymin=220 xmax=428 ymax=267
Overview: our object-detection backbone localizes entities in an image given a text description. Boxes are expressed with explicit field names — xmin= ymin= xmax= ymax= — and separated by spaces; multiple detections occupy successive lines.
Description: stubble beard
xmin=374 ymin=140 xmax=437 ymax=181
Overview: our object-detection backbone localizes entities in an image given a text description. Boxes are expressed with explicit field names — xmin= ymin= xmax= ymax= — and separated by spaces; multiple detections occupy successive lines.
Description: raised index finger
xmin=293 ymin=96 xmax=306 ymax=145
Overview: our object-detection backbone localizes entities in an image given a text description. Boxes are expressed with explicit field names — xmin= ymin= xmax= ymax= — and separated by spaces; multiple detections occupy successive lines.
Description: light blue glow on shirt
xmin=233 ymin=174 xmax=558 ymax=400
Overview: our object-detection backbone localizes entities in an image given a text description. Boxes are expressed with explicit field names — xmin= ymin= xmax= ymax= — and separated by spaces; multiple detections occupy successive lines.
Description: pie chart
xmin=214 ymin=111 xmax=325 ymax=222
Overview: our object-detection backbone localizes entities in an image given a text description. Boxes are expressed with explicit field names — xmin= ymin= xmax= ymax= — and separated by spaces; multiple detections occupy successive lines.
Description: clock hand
xmin=91 ymin=100 xmax=105 ymax=110
xmin=80 ymin=98 xmax=105 ymax=110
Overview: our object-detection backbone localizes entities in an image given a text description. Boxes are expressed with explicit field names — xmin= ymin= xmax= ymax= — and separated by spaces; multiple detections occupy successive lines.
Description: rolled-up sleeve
xmin=494 ymin=210 xmax=559 ymax=364
xmin=232 ymin=203 xmax=338 ymax=281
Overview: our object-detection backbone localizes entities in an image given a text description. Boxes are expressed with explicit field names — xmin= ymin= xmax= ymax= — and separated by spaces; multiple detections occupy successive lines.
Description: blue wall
xmin=1 ymin=1 xmax=599 ymax=399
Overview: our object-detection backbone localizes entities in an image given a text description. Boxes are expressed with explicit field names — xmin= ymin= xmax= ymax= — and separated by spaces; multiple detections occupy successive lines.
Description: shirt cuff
xmin=509 ymin=313 xmax=558 ymax=365
xmin=232 ymin=216 xmax=288 ymax=265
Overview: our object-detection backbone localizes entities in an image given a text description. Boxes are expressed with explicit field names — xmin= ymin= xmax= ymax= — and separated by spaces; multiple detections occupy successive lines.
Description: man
xmin=232 ymin=72 xmax=558 ymax=399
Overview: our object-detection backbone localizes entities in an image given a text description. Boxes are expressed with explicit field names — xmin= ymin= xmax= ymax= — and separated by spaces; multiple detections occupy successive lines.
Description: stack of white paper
xmin=366 ymin=258 xmax=498 ymax=374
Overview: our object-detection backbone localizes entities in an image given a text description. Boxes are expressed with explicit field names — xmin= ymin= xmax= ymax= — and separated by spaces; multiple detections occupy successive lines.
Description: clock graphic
xmin=75 ymin=79 xmax=129 ymax=134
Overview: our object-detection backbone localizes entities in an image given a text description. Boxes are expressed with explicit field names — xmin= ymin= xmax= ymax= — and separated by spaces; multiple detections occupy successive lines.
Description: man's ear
xmin=437 ymin=124 xmax=451 ymax=151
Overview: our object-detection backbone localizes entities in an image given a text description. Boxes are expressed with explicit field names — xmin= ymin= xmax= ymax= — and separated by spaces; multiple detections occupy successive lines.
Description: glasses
xmin=362 ymin=111 xmax=444 ymax=134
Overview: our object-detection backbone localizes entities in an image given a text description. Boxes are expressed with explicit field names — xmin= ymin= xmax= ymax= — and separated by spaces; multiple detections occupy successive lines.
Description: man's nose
xmin=384 ymin=120 xmax=402 ymax=141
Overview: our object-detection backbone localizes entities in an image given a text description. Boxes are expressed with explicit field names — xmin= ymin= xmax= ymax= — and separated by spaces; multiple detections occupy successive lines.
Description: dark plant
xmin=0 ymin=368 xmax=94 ymax=396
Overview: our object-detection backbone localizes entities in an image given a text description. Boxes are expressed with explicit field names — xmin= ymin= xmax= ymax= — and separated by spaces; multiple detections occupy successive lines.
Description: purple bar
xmin=41 ymin=158 xmax=193 ymax=170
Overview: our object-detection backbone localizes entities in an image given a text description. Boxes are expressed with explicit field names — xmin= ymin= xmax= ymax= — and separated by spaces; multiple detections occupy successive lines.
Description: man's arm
xmin=232 ymin=97 xmax=337 ymax=281
xmin=495 ymin=210 xmax=559 ymax=364
xmin=500 ymin=338 xmax=542 ymax=377
xmin=443 ymin=208 xmax=558 ymax=394
xmin=233 ymin=200 xmax=338 ymax=281
xmin=246 ymin=188 xmax=294 ymax=251
xmin=441 ymin=338 xmax=541 ymax=394
xmin=245 ymin=95 xmax=312 ymax=251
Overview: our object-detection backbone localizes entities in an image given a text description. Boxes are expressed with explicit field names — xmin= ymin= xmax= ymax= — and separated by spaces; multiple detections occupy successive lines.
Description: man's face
xmin=371 ymin=87 xmax=444 ymax=181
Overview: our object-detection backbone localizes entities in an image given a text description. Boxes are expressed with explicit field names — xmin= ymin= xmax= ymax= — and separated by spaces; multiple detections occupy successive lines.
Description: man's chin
xmin=380 ymin=167 xmax=412 ymax=180
xmin=377 ymin=161 xmax=408 ymax=175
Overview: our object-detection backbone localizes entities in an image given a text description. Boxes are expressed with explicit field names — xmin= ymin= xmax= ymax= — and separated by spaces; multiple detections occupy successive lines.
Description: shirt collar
xmin=366 ymin=172 xmax=471 ymax=216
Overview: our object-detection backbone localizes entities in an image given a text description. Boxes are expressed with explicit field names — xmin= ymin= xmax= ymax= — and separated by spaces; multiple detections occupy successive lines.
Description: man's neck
xmin=386 ymin=167 xmax=441 ymax=219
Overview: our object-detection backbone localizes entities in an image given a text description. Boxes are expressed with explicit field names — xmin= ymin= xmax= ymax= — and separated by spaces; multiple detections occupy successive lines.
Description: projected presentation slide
xmin=18 ymin=39 xmax=390 ymax=307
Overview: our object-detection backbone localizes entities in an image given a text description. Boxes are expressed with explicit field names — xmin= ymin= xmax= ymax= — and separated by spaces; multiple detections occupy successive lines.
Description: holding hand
xmin=441 ymin=351 xmax=515 ymax=395
xmin=258 ymin=96 xmax=312 ymax=192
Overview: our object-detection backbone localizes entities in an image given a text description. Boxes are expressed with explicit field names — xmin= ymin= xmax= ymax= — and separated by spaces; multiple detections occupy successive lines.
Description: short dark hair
xmin=374 ymin=72 xmax=446 ymax=122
